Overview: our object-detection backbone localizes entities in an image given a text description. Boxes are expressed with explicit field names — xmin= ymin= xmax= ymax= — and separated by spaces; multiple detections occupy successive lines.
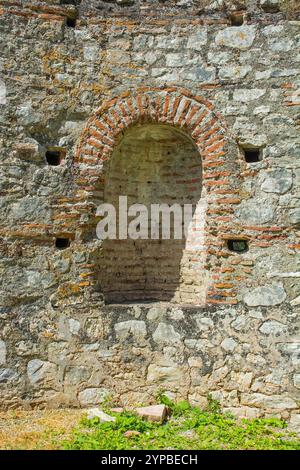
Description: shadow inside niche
xmin=96 ymin=123 xmax=206 ymax=305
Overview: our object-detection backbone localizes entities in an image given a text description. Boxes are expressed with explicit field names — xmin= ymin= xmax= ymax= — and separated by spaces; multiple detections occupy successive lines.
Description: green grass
xmin=60 ymin=396 xmax=300 ymax=450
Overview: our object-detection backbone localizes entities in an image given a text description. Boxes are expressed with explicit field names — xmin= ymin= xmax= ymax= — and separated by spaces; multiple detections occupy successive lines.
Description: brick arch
xmin=75 ymin=86 xmax=230 ymax=168
xmin=73 ymin=87 xmax=242 ymax=305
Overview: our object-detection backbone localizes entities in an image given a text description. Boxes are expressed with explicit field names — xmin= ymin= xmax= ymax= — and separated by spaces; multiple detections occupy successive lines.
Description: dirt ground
xmin=0 ymin=409 xmax=84 ymax=450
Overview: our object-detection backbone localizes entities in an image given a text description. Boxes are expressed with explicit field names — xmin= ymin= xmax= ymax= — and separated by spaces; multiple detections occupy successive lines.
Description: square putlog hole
xmin=242 ymin=148 xmax=262 ymax=163
xmin=45 ymin=148 xmax=66 ymax=166
xmin=55 ymin=238 xmax=70 ymax=249
xmin=66 ymin=16 xmax=77 ymax=27
xmin=230 ymin=13 xmax=244 ymax=26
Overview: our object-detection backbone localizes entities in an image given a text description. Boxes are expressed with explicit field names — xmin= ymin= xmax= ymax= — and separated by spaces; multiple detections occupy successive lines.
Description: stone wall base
xmin=0 ymin=303 xmax=299 ymax=430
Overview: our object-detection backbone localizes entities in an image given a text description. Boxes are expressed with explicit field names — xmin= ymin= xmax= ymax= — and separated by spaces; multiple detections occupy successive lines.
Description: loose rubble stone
xmin=135 ymin=404 xmax=168 ymax=422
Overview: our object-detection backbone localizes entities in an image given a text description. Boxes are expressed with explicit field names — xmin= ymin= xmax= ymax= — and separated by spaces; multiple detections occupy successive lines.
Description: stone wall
xmin=0 ymin=0 xmax=299 ymax=427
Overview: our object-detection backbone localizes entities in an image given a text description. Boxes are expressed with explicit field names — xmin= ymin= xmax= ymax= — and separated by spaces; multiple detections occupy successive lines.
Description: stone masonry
xmin=0 ymin=0 xmax=299 ymax=427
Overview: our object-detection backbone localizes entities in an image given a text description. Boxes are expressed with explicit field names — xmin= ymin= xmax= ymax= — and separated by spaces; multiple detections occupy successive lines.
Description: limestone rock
xmin=135 ymin=404 xmax=168 ymax=422
xmin=114 ymin=320 xmax=147 ymax=339
xmin=261 ymin=169 xmax=293 ymax=194
xmin=221 ymin=338 xmax=238 ymax=352
xmin=78 ymin=388 xmax=110 ymax=406
xmin=153 ymin=323 xmax=181 ymax=345
xmin=215 ymin=26 xmax=256 ymax=50
xmin=241 ymin=393 xmax=297 ymax=409
xmin=288 ymin=208 xmax=300 ymax=225
xmin=0 ymin=80 xmax=6 ymax=105
xmin=290 ymin=295 xmax=300 ymax=306
xmin=124 ymin=430 xmax=141 ymax=438
xmin=236 ymin=199 xmax=275 ymax=225
xmin=233 ymin=89 xmax=266 ymax=102
xmin=86 ymin=408 xmax=116 ymax=422
xmin=244 ymin=284 xmax=286 ymax=307
xmin=27 ymin=360 xmax=57 ymax=385
xmin=288 ymin=414 xmax=300 ymax=434
xmin=0 ymin=340 xmax=6 ymax=366
xmin=186 ymin=30 xmax=208 ymax=49
xmin=223 ymin=406 xmax=260 ymax=419
xmin=293 ymin=374 xmax=300 ymax=389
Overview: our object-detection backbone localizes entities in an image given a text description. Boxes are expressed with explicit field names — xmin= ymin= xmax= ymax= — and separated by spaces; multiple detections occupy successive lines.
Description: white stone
xmin=27 ymin=359 xmax=56 ymax=385
xmin=207 ymin=51 xmax=232 ymax=65
xmin=0 ymin=340 xmax=6 ymax=365
xmin=135 ymin=404 xmax=168 ymax=422
xmin=83 ymin=46 xmax=98 ymax=61
xmin=261 ymin=169 xmax=293 ymax=194
xmin=147 ymin=306 xmax=162 ymax=321
xmin=255 ymin=70 xmax=272 ymax=80
xmin=241 ymin=393 xmax=297 ymax=410
xmin=267 ymin=272 xmax=300 ymax=278
xmin=223 ymin=406 xmax=260 ymax=419
xmin=219 ymin=65 xmax=251 ymax=80
xmin=166 ymin=53 xmax=185 ymax=67
xmin=293 ymin=374 xmax=300 ymax=389
xmin=221 ymin=338 xmax=238 ymax=352
xmin=147 ymin=364 xmax=183 ymax=383
xmin=144 ymin=51 xmax=159 ymax=65
xmin=268 ymin=38 xmax=294 ymax=52
xmin=230 ymin=372 xmax=253 ymax=391
xmin=289 ymin=208 xmax=300 ymax=225
xmin=259 ymin=320 xmax=286 ymax=335
xmin=262 ymin=25 xmax=284 ymax=36
xmin=86 ymin=408 xmax=116 ymax=422
xmin=237 ymin=199 xmax=276 ymax=225
xmin=186 ymin=30 xmax=208 ymax=49
xmin=253 ymin=106 xmax=270 ymax=116
xmin=114 ymin=320 xmax=147 ymax=339
xmin=68 ymin=318 xmax=80 ymax=335
xmin=0 ymin=80 xmax=6 ymax=105
xmin=244 ymin=284 xmax=286 ymax=307
xmin=231 ymin=316 xmax=247 ymax=331
xmin=195 ymin=316 xmax=214 ymax=331
xmin=288 ymin=414 xmax=300 ymax=434
xmin=153 ymin=323 xmax=181 ymax=345
xmin=233 ymin=89 xmax=266 ymax=102
xmin=215 ymin=26 xmax=256 ymax=50
xmin=290 ymin=295 xmax=300 ymax=307
xmin=78 ymin=388 xmax=110 ymax=406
